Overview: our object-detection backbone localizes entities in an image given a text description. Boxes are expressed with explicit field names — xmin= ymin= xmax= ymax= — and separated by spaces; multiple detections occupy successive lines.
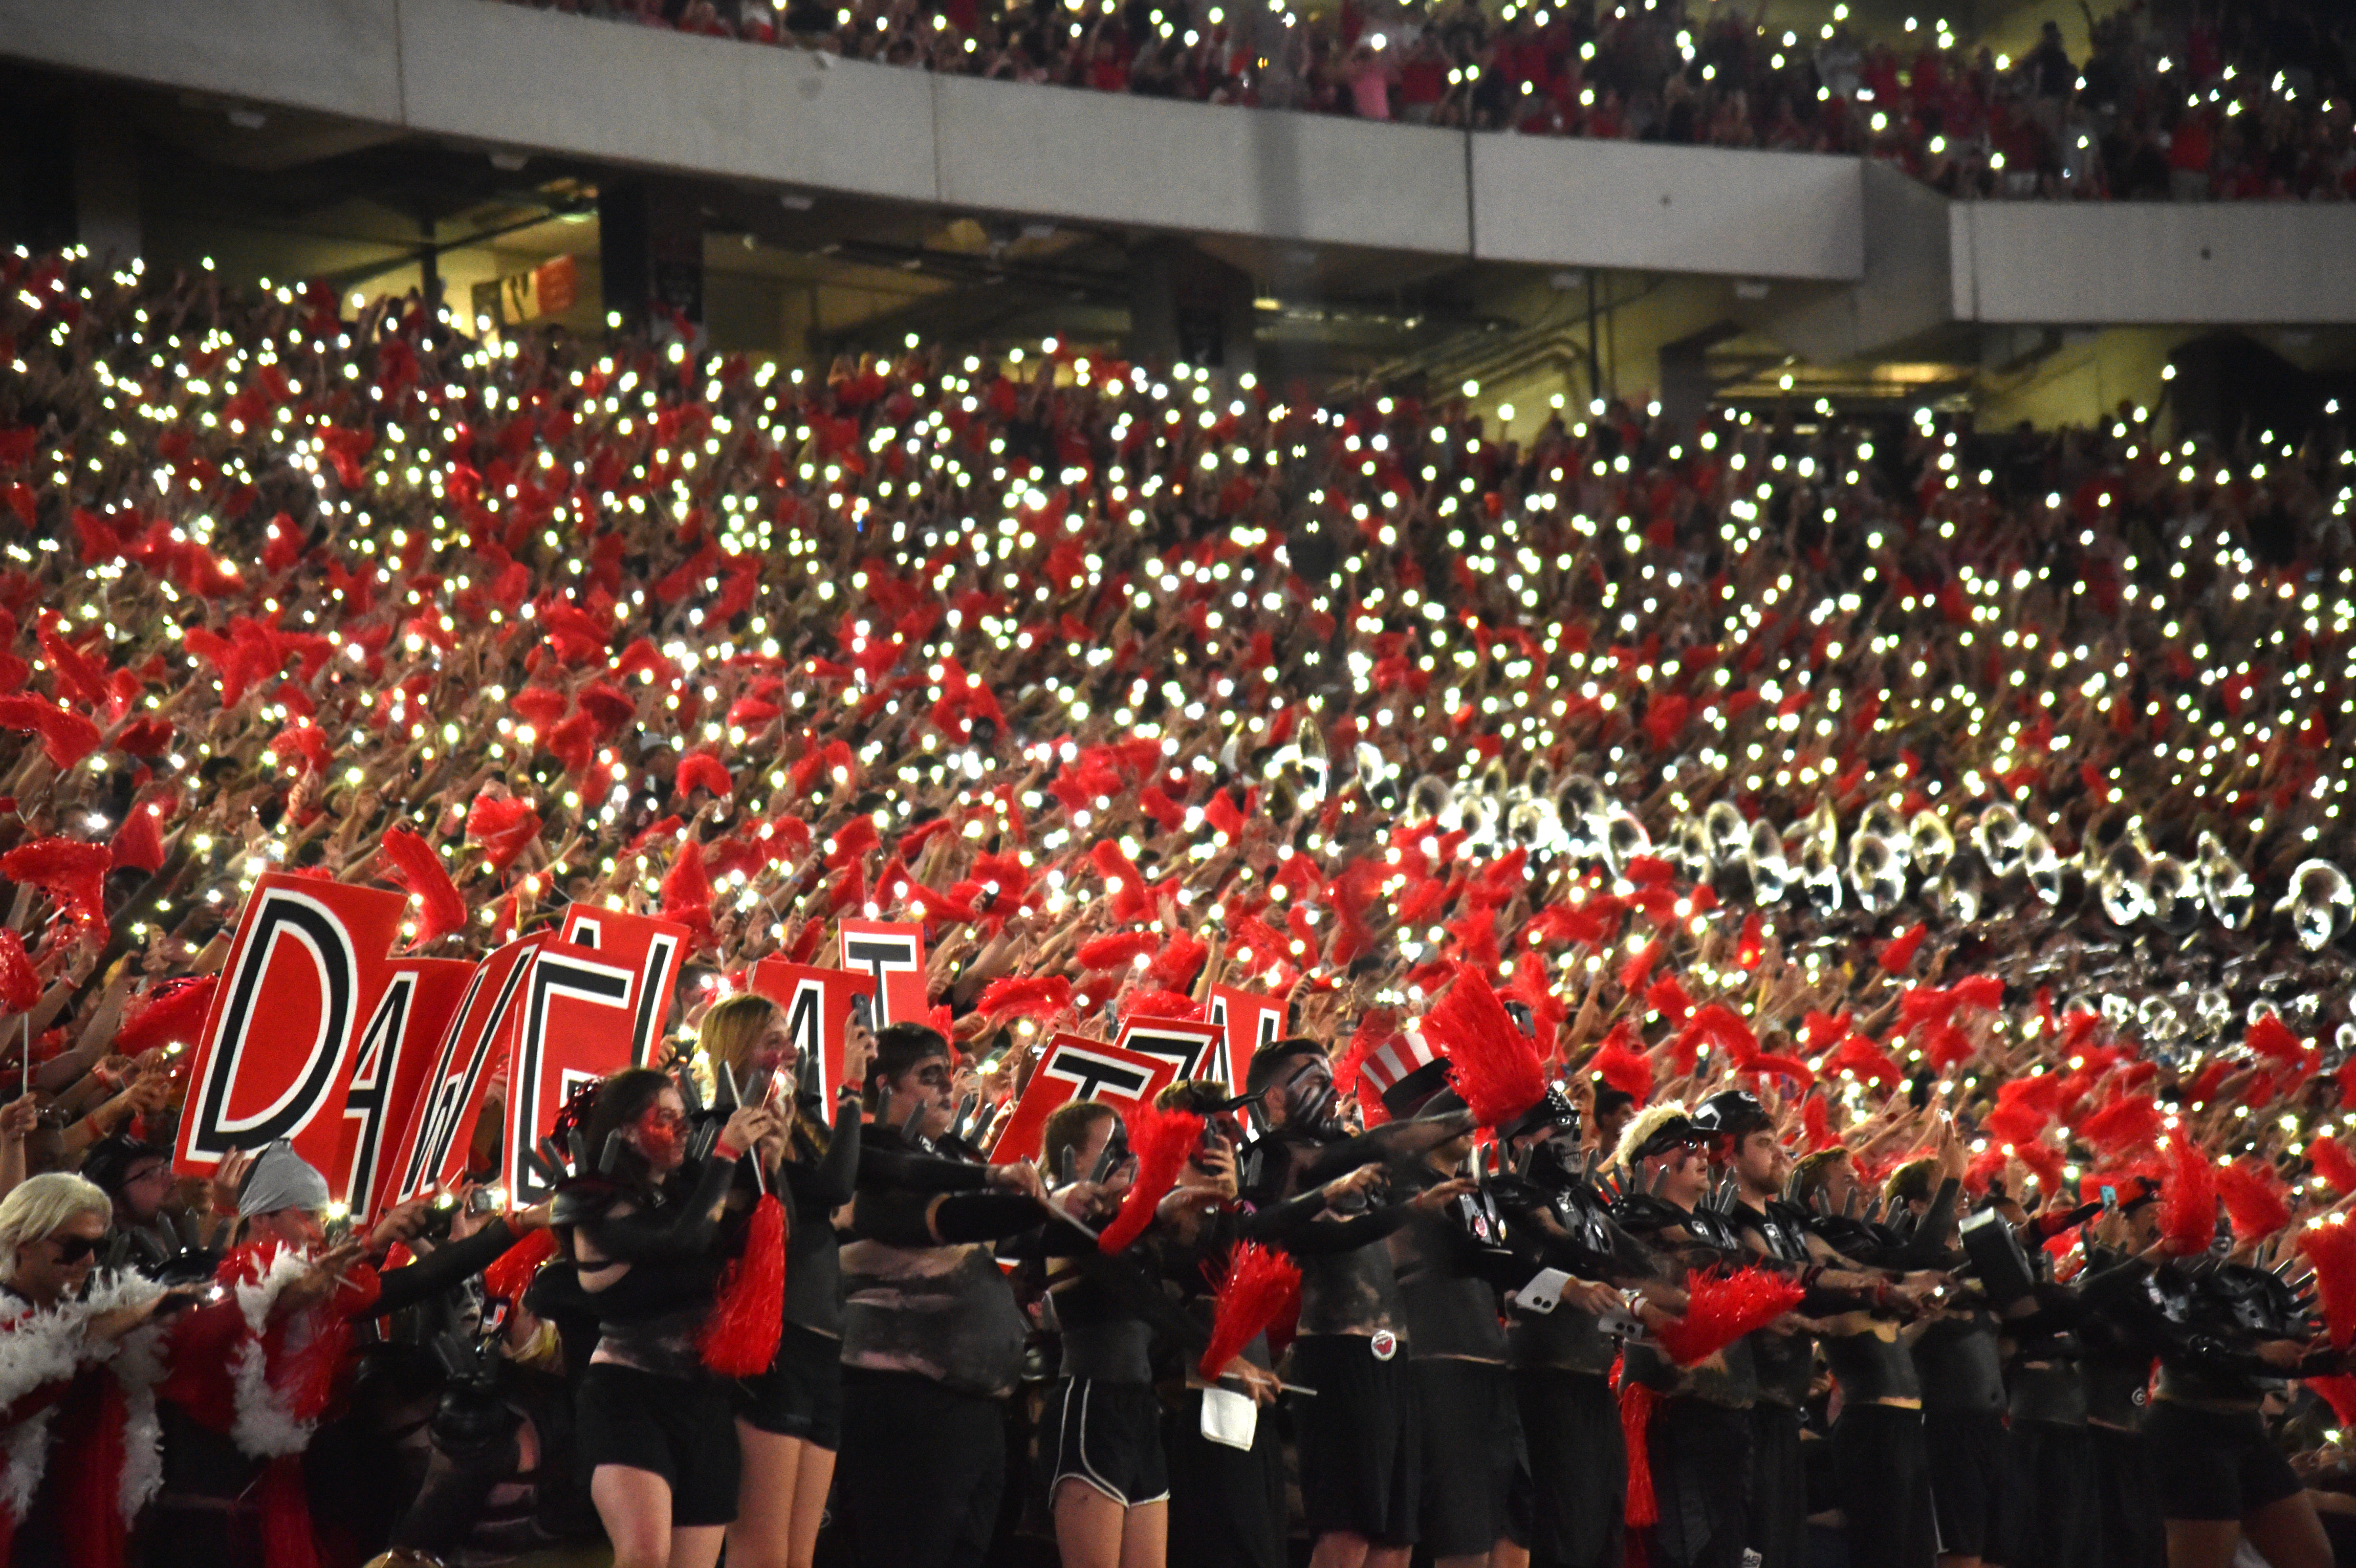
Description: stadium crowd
xmin=502 ymin=0 xmax=2356 ymax=200
xmin=0 ymin=240 xmax=2351 ymax=1568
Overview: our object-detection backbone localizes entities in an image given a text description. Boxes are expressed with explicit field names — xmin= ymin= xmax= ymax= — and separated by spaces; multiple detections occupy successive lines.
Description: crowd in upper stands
xmin=505 ymin=0 xmax=2356 ymax=200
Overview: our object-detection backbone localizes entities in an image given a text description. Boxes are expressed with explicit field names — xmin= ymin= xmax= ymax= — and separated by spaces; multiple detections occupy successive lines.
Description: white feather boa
xmin=0 ymin=1269 xmax=168 ymax=1524
xmin=228 ymin=1247 xmax=318 ymax=1459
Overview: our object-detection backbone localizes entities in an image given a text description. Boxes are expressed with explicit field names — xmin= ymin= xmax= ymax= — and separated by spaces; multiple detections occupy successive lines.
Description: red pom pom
xmin=1098 ymin=1102 xmax=1205 ymax=1254
xmin=113 ymin=974 xmax=218 ymax=1056
xmin=1196 ymin=1241 xmax=1301 ymax=1384
xmin=481 ymin=1225 xmax=557 ymax=1303
xmin=1090 ymin=840 xmax=1156 ymax=924
xmin=2079 ymin=1093 xmax=2161 ymax=1157
xmin=0 ymin=693 xmax=101 ymax=769
xmin=1653 ymin=1266 xmax=1805 ymax=1366
xmin=975 ymin=975 xmax=1072 ymax=1024
xmin=660 ymin=838 xmax=714 ymax=947
xmin=699 ymin=1192 xmax=786 ymax=1376
xmin=1078 ymin=931 xmax=1159 ymax=973
xmin=674 ymin=749 xmax=735 ymax=802
xmin=109 ymin=797 xmax=170 ymax=875
xmin=0 ymin=927 xmax=38 ymax=1014
xmin=2310 ymin=1138 xmax=2356 ymax=1198
xmin=1877 ymin=923 xmax=1927 ymax=974
xmin=1118 ymin=988 xmax=1202 ymax=1025
xmin=2214 ymin=1158 xmax=2291 ymax=1243
xmin=465 ymin=794 xmax=544 ymax=876
xmin=0 ymin=836 xmax=111 ymax=936
xmin=1420 ymin=965 xmax=1546 ymax=1128
xmin=1588 ymin=1023 xmax=1654 ymax=1102
xmin=2159 ymin=1127 xmax=2218 ymax=1256
xmin=378 ymin=826 xmax=468 ymax=946
xmin=2301 ymin=1220 xmax=2356 ymax=1350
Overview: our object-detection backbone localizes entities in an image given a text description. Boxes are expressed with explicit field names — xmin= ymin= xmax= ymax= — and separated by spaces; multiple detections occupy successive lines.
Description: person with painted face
xmin=833 ymin=1021 xmax=1080 ymax=1568
xmin=694 ymin=991 xmax=874 ymax=1568
xmin=1610 ymin=1105 xmax=1762 ymax=1568
xmin=1494 ymin=1089 xmax=1651 ymax=1568
xmin=1150 ymin=1079 xmax=1290 ymax=1568
xmin=1692 ymin=1089 xmax=1818 ymax=1568
xmin=1788 ymin=1147 xmax=1943 ymax=1568
xmin=1032 ymin=1098 xmax=1183 ymax=1568
xmin=1236 ymin=1037 xmax=1475 ymax=1568
xmin=553 ymin=1067 xmax=780 ymax=1568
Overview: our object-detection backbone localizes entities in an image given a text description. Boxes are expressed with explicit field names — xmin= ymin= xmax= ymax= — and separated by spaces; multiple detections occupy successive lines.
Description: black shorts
xmin=736 ymin=1323 xmax=845 ymax=1449
xmin=1039 ymin=1378 xmax=1168 ymax=1508
xmin=1749 ymin=1403 xmax=1807 ymax=1568
xmin=1413 ymin=1359 xmax=1523 ymax=1557
xmin=2143 ymin=1401 xmax=2303 ymax=1521
xmin=1829 ymin=1403 xmax=1932 ymax=1568
xmin=1166 ymin=1386 xmax=1287 ymax=1568
xmin=1518 ymin=1366 xmax=1624 ymax=1568
xmin=2002 ymin=1418 xmax=2099 ymax=1568
xmin=575 ymin=1363 xmax=741 ymax=1527
xmin=1922 ymin=1408 xmax=2006 ymax=1559
xmin=1290 ymin=1333 xmax=1420 ymax=1546
xmin=2090 ymin=1425 xmax=2165 ymax=1568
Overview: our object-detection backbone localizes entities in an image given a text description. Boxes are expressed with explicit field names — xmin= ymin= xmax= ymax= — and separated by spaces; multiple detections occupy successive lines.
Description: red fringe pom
xmin=1620 ymin=1376 xmax=1661 ymax=1527
xmin=1588 ymin=1023 xmax=1654 ymax=1102
xmin=2301 ymin=1220 xmax=2356 ymax=1350
xmin=1421 ymin=965 xmax=1546 ymax=1128
xmin=0 ymin=835 xmax=111 ymax=936
xmin=699 ymin=1192 xmax=786 ymax=1376
xmin=2159 ymin=1127 xmax=2218 ymax=1256
xmin=465 ymin=793 xmax=544 ymax=876
xmin=1653 ymin=1266 xmax=1805 ymax=1366
xmin=110 ymin=797 xmax=170 ymax=875
xmin=1197 ymin=1241 xmax=1301 ymax=1383
xmin=660 ymin=838 xmax=715 ymax=947
xmin=0 ymin=693 xmax=102 ymax=769
xmin=1150 ymin=926 xmax=1209 ymax=991
xmin=2311 ymin=1138 xmax=2356 ymax=1198
xmin=1877 ymin=923 xmax=1927 ymax=974
xmin=976 ymin=974 xmax=1073 ymax=1023
xmin=1078 ymin=931 xmax=1159 ymax=972
xmin=378 ymin=826 xmax=468 ymax=946
xmin=1099 ymin=1102 xmax=1204 ymax=1254
xmin=113 ymin=973 xmax=219 ymax=1056
xmin=2308 ymin=1373 xmax=2356 ymax=1427
xmin=481 ymin=1225 xmax=557 ymax=1303
xmin=1090 ymin=840 xmax=1156 ymax=924
xmin=1118 ymin=988 xmax=1203 ymax=1025
xmin=0 ymin=927 xmax=37 ymax=1013
xmin=2214 ymin=1158 xmax=2291 ymax=1243
xmin=2079 ymin=1093 xmax=2162 ymax=1157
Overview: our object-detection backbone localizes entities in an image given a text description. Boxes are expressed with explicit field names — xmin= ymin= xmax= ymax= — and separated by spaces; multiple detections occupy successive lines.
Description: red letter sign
xmin=838 ymin=918 xmax=927 ymax=1027
xmin=989 ymin=1034 xmax=1178 ymax=1165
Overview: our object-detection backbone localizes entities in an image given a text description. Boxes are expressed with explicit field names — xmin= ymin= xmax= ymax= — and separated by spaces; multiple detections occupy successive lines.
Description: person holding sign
xmin=835 ymin=1022 xmax=1095 ymax=1568
xmin=553 ymin=1068 xmax=779 ymax=1568
xmin=695 ymin=991 xmax=873 ymax=1568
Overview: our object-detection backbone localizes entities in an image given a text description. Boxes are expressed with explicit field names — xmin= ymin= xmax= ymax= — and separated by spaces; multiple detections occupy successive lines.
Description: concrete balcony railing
xmin=5 ymin=0 xmax=2354 ymax=327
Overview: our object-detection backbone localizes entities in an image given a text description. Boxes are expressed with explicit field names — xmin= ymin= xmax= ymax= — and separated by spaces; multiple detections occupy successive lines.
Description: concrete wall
xmin=1951 ymin=202 xmax=2356 ymax=325
xmin=1471 ymin=135 xmax=1864 ymax=281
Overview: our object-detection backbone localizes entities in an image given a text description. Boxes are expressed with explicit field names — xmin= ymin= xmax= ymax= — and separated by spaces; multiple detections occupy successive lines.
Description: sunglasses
xmin=49 ymin=1231 xmax=111 ymax=1263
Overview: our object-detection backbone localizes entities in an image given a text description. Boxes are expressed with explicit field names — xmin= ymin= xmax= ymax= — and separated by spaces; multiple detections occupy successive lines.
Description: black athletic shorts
xmin=736 ymin=1323 xmax=845 ymax=1448
xmin=1922 ymin=1408 xmax=2007 ymax=1559
xmin=1290 ymin=1333 xmax=1420 ymax=1546
xmin=1412 ymin=1359 xmax=1525 ymax=1557
xmin=1039 ymin=1377 xmax=1169 ymax=1508
xmin=1518 ymin=1366 xmax=1624 ymax=1568
xmin=2143 ymin=1401 xmax=2302 ymax=1521
xmin=576 ymin=1362 xmax=741 ymax=1527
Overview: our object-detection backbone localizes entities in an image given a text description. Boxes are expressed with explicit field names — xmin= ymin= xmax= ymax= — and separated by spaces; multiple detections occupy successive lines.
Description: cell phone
xmin=468 ymin=1185 xmax=503 ymax=1216
xmin=851 ymin=993 xmax=874 ymax=1033
xmin=2099 ymin=1184 xmax=2117 ymax=1211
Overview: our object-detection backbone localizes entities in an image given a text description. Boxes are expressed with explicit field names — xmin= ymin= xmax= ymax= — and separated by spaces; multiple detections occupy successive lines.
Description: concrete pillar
xmin=1127 ymin=239 xmax=1255 ymax=381
xmin=599 ymin=178 xmax=704 ymax=344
